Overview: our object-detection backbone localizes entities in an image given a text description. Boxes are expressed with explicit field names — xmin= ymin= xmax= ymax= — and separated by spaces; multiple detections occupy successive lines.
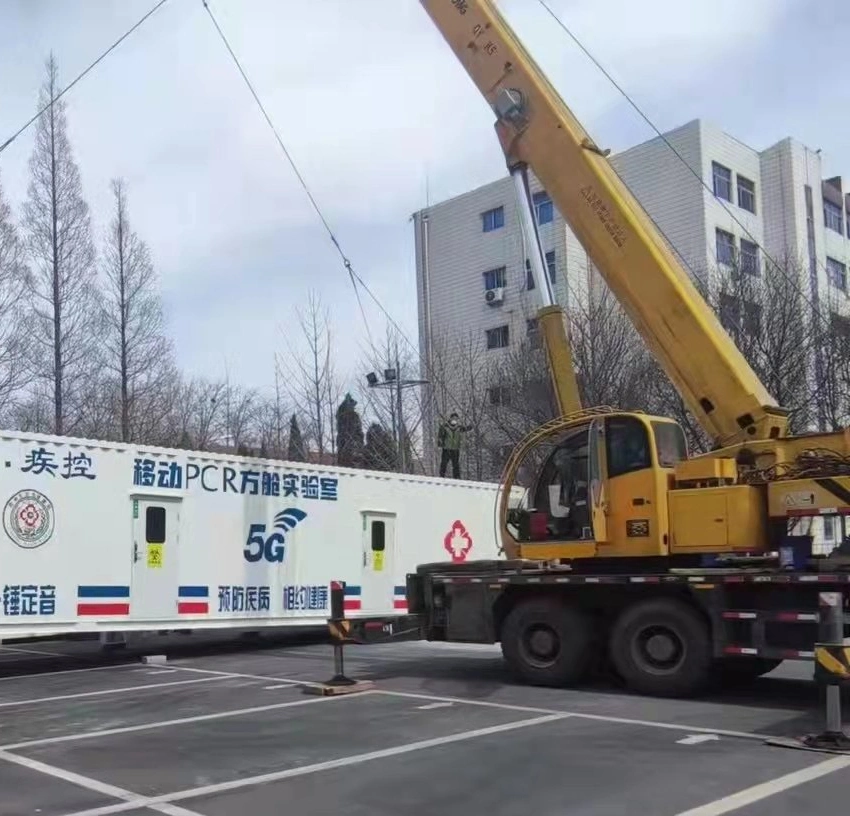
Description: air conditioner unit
xmin=485 ymin=287 xmax=505 ymax=305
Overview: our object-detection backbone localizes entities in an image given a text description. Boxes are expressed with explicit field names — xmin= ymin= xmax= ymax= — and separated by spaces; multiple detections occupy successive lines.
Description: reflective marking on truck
xmin=724 ymin=646 xmax=758 ymax=656
xmin=77 ymin=585 xmax=130 ymax=616
xmin=344 ymin=585 xmax=362 ymax=611
xmin=393 ymin=586 xmax=407 ymax=611
xmin=178 ymin=585 xmax=209 ymax=614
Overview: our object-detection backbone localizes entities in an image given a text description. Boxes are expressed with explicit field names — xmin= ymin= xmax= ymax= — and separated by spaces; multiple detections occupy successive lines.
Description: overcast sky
xmin=0 ymin=0 xmax=847 ymax=397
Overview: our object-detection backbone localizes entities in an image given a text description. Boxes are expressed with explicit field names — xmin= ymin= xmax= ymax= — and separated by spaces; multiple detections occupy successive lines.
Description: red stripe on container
xmin=77 ymin=603 xmax=130 ymax=616
xmin=343 ymin=600 xmax=361 ymax=611
xmin=178 ymin=602 xmax=209 ymax=614
xmin=393 ymin=600 xmax=408 ymax=609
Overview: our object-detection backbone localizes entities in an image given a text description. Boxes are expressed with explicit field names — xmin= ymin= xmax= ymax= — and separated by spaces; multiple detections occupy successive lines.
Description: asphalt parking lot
xmin=0 ymin=635 xmax=848 ymax=816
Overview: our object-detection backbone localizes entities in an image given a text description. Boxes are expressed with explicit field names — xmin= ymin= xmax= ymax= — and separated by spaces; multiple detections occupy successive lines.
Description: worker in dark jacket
xmin=437 ymin=413 xmax=470 ymax=478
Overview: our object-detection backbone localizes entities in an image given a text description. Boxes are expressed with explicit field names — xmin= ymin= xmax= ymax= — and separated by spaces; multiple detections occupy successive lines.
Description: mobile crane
xmin=329 ymin=0 xmax=850 ymax=697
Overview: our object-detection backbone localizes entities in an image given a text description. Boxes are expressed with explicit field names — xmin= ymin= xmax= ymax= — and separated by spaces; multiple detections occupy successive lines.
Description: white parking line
xmin=0 ymin=690 xmax=366 ymax=751
xmin=0 ymin=750 xmax=202 ymax=816
xmin=0 ymin=675 xmax=229 ymax=708
xmin=375 ymin=690 xmax=771 ymax=741
xmin=672 ymin=755 xmax=850 ymax=815
xmin=0 ymin=645 xmax=70 ymax=657
xmin=58 ymin=713 xmax=567 ymax=816
xmin=167 ymin=664 xmax=324 ymax=688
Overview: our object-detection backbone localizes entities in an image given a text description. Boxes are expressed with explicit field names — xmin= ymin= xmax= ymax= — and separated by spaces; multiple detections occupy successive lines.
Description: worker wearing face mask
xmin=437 ymin=412 xmax=471 ymax=479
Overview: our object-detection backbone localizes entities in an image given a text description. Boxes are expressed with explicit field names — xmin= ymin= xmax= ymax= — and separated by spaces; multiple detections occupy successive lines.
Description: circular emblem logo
xmin=3 ymin=490 xmax=55 ymax=549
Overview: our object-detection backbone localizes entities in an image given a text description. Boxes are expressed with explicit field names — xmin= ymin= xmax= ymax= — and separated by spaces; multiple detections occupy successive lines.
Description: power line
xmin=0 ymin=0 xmax=171 ymax=156
xmin=536 ymin=0 xmax=838 ymax=348
xmin=200 ymin=0 xmax=469 ymax=427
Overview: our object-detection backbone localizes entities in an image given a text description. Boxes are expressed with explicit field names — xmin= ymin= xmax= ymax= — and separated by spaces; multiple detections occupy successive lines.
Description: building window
xmin=715 ymin=228 xmax=736 ymax=266
xmin=824 ymin=516 xmax=835 ymax=541
xmin=526 ymin=317 xmax=541 ymax=348
xmin=712 ymin=162 xmax=732 ymax=202
xmin=482 ymin=206 xmax=505 ymax=233
xmin=720 ymin=294 xmax=761 ymax=336
xmin=545 ymin=250 xmax=556 ymax=283
xmin=833 ymin=313 xmax=850 ymax=343
xmin=483 ymin=266 xmax=506 ymax=290
xmin=737 ymin=175 xmax=756 ymax=214
xmin=827 ymin=257 xmax=847 ymax=292
xmin=488 ymin=385 xmax=511 ymax=406
xmin=533 ymin=191 xmax=553 ymax=225
xmin=824 ymin=200 xmax=844 ymax=235
xmin=525 ymin=254 xmax=555 ymax=287
xmin=739 ymin=239 xmax=760 ymax=276
xmin=486 ymin=325 xmax=510 ymax=350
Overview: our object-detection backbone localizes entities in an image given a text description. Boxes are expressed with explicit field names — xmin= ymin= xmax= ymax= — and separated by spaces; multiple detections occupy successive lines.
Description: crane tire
xmin=500 ymin=598 xmax=596 ymax=687
xmin=609 ymin=598 xmax=712 ymax=698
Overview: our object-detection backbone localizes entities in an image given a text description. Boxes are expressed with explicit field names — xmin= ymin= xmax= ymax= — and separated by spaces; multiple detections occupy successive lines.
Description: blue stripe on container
xmin=343 ymin=585 xmax=361 ymax=596
xmin=77 ymin=586 xmax=130 ymax=598
xmin=394 ymin=585 xmax=406 ymax=594
xmin=178 ymin=586 xmax=209 ymax=598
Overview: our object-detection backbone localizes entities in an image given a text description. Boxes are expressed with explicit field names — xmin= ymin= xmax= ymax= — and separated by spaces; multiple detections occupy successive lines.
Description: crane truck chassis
xmin=327 ymin=560 xmax=850 ymax=698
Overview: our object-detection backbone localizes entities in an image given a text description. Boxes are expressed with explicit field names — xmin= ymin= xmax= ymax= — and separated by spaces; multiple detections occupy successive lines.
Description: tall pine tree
xmin=364 ymin=423 xmax=397 ymax=471
xmin=287 ymin=414 xmax=306 ymax=462
xmin=336 ymin=393 xmax=364 ymax=468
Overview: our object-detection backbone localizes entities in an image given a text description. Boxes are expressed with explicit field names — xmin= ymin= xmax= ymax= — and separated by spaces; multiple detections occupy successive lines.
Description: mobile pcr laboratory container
xmin=0 ymin=430 xmax=510 ymax=641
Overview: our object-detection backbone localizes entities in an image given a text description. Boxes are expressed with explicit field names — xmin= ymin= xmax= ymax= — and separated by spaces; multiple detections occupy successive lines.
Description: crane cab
xmin=501 ymin=410 xmax=687 ymax=561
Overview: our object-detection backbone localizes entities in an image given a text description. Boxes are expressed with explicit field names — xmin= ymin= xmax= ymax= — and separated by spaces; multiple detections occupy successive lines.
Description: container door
xmin=360 ymin=512 xmax=396 ymax=614
xmin=131 ymin=497 xmax=181 ymax=619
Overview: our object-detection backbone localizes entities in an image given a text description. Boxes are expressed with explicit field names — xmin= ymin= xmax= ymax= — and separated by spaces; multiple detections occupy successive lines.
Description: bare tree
xmin=567 ymin=284 xmax=646 ymax=409
xmin=101 ymin=178 xmax=173 ymax=442
xmin=254 ymin=380 xmax=288 ymax=459
xmin=0 ymin=173 xmax=29 ymax=420
xmin=710 ymin=254 xmax=813 ymax=433
xmin=221 ymin=383 xmax=258 ymax=454
xmin=279 ymin=291 xmax=336 ymax=457
xmin=817 ymin=297 xmax=850 ymax=432
xmin=427 ymin=329 xmax=494 ymax=480
xmin=359 ymin=326 xmax=427 ymax=473
xmin=22 ymin=55 xmax=98 ymax=435
xmin=166 ymin=377 xmax=226 ymax=451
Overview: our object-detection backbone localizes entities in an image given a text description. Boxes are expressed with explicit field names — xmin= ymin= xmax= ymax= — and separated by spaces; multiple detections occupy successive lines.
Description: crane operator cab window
xmin=651 ymin=421 xmax=688 ymax=467
xmin=531 ymin=433 xmax=590 ymax=540
xmin=606 ymin=416 xmax=652 ymax=477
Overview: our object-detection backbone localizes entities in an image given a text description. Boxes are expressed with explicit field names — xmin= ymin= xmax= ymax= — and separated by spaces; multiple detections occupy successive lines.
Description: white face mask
xmin=450 ymin=419 xmax=458 ymax=426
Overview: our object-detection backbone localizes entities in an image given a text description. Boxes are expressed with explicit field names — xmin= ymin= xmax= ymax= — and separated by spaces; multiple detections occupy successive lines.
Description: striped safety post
xmin=327 ymin=580 xmax=355 ymax=687
xmin=805 ymin=591 xmax=850 ymax=751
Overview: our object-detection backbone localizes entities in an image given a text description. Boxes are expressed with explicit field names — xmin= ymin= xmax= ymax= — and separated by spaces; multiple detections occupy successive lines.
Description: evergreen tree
xmin=364 ymin=423 xmax=396 ymax=471
xmin=336 ymin=392 xmax=364 ymax=468
xmin=287 ymin=414 xmax=306 ymax=461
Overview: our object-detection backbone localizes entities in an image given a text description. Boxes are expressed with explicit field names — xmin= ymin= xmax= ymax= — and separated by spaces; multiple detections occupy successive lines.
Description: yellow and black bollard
xmin=307 ymin=580 xmax=374 ymax=696
xmin=804 ymin=591 xmax=850 ymax=751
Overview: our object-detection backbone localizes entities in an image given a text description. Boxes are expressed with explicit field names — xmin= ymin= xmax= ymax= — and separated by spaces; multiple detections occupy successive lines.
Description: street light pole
xmin=365 ymin=362 xmax=428 ymax=475
xmin=395 ymin=353 xmax=406 ymax=473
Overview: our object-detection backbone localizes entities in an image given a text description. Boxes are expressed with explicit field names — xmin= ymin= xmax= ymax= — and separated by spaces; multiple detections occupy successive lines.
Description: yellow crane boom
xmin=420 ymin=0 xmax=788 ymax=448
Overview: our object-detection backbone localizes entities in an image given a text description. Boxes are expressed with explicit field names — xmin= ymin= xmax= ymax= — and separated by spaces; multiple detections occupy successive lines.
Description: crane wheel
xmin=609 ymin=598 xmax=712 ymax=698
xmin=500 ymin=598 xmax=596 ymax=687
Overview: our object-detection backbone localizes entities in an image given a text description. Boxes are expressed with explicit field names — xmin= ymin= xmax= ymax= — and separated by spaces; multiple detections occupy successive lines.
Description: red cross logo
xmin=444 ymin=520 xmax=473 ymax=563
